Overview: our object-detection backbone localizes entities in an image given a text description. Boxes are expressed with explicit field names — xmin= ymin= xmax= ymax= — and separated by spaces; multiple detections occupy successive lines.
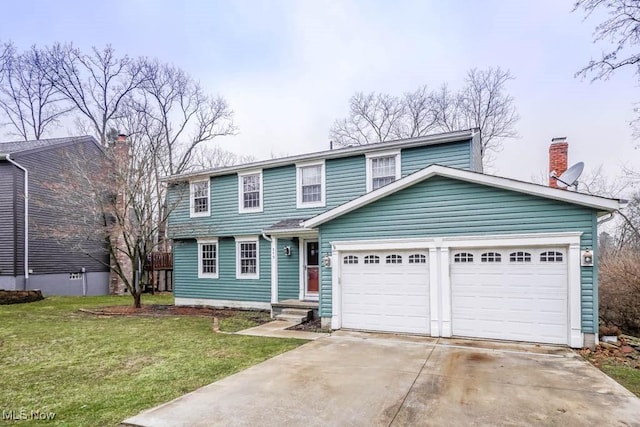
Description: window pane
xmin=301 ymin=166 xmax=321 ymax=185
xmin=201 ymin=243 xmax=217 ymax=274
xmin=240 ymin=242 xmax=257 ymax=274
xmin=242 ymin=174 xmax=261 ymax=209
xmin=371 ymin=156 xmax=396 ymax=190
xmin=302 ymin=184 xmax=321 ymax=202
xmin=192 ymin=181 xmax=209 ymax=214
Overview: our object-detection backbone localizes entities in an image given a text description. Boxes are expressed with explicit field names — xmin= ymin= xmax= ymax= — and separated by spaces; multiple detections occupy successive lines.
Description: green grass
xmin=0 ymin=295 xmax=305 ymax=426
xmin=601 ymin=363 xmax=640 ymax=397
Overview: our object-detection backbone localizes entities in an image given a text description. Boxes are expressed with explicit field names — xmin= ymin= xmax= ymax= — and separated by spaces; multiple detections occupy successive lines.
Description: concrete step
xmin=275 ymin=313 xmax=307 ymax=323
xmin=281 ymin=308 xmax=312 ymax=317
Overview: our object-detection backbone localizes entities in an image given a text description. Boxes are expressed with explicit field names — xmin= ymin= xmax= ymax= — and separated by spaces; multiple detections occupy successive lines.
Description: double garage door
xmin=340 ymin=247 xmax=568 ymax=344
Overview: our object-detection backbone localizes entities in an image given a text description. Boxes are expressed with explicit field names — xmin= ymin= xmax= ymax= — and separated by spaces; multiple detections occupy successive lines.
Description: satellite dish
xmin=553 ymin=162 xmax=584 ymax=189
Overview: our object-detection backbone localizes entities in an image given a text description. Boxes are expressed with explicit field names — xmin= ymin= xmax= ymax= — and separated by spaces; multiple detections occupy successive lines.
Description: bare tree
xmin=329 ymin=67 xmax=519 ymax=164
xmin=574 ymin=0 xmax=640 ymax=136
xmin=0 ymin=41 xmax=11 ymax=84
xmin=39 ymin=137 xmax=187 ymax=307
xmin=330 ymin=92 xmax=405 ymax=146
xmin=460 ymin=67 xmax=519 ymax=158
xmin=41 ymin=43 xmax=147 ymax=145
xmin=0 ymin=46 xmax=73 ymax=140
xmin=191 ymin=144 xmax=256 ymax=170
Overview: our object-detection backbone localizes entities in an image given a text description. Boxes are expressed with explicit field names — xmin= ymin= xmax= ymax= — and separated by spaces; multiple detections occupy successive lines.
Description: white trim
xmin=441 ymin=232 xmax=583 ymax=248
xmin=197 ymin=238 xmax=219 ymax=279
xmin=235 ymin=236 xmax=260 ymax=279
xmin=303 ymin=239 xmax=320 ymax=301
xmin=365 ymin=149 xmax=401 ymax=192
xmin=568 ymin=242 xmax=583 ymax=347
xmin=440 ymin=247 xmax=452 ymax=337
xmin=175 ymin=297 xmax=270 ymax=310
xmin=238 ymin=169 xmax=263 ymax=214
xmin=331 ymin=246 xmax=341 ymax=330
xmin=167 ymin=130 xmax=475 ymax=183
xmin=271 ymin=237 xmax=278 ymax=304
xmin=296 ymin=160 xmax=326 ymax=209
xmin=331 ymin=238 xmax=437 ymax=252
xmin=298 ymin=238 xmax=306 ymax=300
xmin=189 ymin=179 xmax=210 ymax=218
xmin=428 ymin=247 xmax=439 ymax=336
xmin=303 ymin=165 xmax=620 ymax=228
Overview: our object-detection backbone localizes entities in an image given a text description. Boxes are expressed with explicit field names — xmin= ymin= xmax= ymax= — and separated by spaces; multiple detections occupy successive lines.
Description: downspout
xmin=1 ymin=154 xmax=29 ymax=289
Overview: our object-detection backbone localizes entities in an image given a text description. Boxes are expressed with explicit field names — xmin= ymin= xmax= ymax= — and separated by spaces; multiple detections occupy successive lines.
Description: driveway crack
xmin=388 ymin=338 xmax=438 ymax=426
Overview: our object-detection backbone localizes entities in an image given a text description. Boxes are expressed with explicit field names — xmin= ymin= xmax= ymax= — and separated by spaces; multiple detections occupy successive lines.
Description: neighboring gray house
xmin=0 ymin=136 xmax=110 ymax=295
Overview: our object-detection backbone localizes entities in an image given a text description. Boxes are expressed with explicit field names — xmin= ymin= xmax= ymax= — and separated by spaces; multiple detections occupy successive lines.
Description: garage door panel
xmin=451 ymin=247 xmax=568 ymax=345
xmin=341 ymin=250 xmax=430 ymax=335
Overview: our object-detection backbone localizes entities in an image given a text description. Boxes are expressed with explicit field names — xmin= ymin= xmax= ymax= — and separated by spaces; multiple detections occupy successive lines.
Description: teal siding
xmin=318 ymin=176 xmax=598 ymax=333
xmin=401 ymin=141 xmax=471 ymax=176
xmin=168 ymin=139 xmax=474 ymax=239
xmin=174 ymin=237 xmax=271 ymax=303
xmin=277 ymin=238 xmax=300 ymax=300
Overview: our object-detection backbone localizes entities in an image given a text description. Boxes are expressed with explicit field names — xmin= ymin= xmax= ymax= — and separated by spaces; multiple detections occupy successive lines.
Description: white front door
xmin=304 ymin=240 xmax=319 ymax=300
xmin=450 ymin=247 xmax=568 ymax=344
xmin=340 ymin=250 xmax=430 ymax=334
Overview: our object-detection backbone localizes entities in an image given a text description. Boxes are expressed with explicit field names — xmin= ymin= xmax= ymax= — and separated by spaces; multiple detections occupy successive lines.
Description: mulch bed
xmin=79 ymin=304 xmax=270 ymax=323
xmin=286 ymin=318 xmax=331 ymax=334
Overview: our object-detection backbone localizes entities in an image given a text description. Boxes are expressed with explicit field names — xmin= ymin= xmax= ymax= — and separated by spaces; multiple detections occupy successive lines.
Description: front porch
xmin=271 ymin=299 xmax=319 ymax=322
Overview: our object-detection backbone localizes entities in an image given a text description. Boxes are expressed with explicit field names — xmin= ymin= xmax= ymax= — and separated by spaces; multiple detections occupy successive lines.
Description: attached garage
xmin=450 ymin=247 xmax=568 ymax=345
xmin=340 ymin=250 xmax=430 ymax=335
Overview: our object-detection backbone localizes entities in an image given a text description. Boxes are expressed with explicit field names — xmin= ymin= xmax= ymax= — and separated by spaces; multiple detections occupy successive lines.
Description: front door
xmin=305 ymin=241 xmax=319 ymax=298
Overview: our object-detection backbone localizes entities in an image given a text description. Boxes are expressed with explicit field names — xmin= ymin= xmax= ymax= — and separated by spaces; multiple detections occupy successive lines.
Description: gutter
xmin=0 ymin=154 xmax=29 ymax=288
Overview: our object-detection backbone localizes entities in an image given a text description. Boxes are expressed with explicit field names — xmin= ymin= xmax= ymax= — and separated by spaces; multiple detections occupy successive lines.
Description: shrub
xmin=599 ymin=249 xmax=640 ymax=336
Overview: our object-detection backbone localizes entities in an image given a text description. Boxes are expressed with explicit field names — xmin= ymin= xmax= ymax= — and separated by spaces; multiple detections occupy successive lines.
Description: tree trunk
xmin=133 ymin=291 xmax=142 ymax=309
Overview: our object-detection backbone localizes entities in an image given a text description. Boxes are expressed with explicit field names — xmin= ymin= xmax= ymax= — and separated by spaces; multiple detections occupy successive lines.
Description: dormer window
xmin=296 ymin=160 xmax=326 ymax=208
xmin=190 ymin=179 xmax=210 ymax=217
xmin=366 ymin=150 xmax=401 ymax=192
xmin=238 ymin=170 xmax=263 ymax=213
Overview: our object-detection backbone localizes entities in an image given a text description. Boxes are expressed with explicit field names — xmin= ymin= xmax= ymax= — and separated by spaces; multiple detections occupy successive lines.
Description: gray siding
xmin=27 ymin=272 xmax=109 ymax=296
xmin=401 ymin=141 xmax=471 ymax=176
xmin=13 ymin=141 xmax=109 ymax=275
xmin=318 ymin=176 xmax=598 ymax=333
xmin=0 ymin=162 xmax=15 ymax=276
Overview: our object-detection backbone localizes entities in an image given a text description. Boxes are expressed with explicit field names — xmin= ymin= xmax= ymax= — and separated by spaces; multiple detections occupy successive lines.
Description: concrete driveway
xmin=123 ymin=331 xmax=640 ymax=427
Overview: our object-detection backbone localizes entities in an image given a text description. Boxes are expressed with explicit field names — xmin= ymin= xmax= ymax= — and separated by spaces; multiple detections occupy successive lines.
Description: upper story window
xmin=236 ymin=237 xmax=259 ymax=279
xmin=198 ymin=238 xmax=218 ymax=279
xmin=366 ymin=150 xmax=401 ymax=192
xmin=190 ymin=180 xmax=210 ymax=218
xmin=238 ymin=170 xmax=263 ymax=213
xmin=296 ymin=161 xmax=326 ymax=208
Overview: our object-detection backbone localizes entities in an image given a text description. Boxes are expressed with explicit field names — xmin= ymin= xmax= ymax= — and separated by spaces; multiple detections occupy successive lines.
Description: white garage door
xmin=341 ymin=250 xmax=429 ymax=334
xmin=451 ymin=248 xmax=568 ymax=345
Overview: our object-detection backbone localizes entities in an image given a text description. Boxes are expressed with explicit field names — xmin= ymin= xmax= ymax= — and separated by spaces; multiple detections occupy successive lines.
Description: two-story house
xmin=166 ymin=129 xmax=619 ymax=348
xmin=0 ymin=136 xmax=110 ymax=295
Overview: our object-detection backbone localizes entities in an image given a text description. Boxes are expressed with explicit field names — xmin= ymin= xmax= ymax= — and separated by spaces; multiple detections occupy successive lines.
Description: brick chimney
xmin=549 ymin=137 xmax=568 ymax=188
xmin=109 ymin=133 xmax=132 ymax=295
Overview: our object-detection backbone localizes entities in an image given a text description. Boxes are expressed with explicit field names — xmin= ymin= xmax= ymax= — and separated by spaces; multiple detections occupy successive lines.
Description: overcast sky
xmin=1 ymin=0 xmax=638 ymax=182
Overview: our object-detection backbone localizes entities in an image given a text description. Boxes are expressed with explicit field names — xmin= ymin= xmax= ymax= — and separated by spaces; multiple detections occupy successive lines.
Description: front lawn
xmin=0 ymin=295 xmax=305 ymax=426
xmin=600 ymin=363 xmax=640 ymax=397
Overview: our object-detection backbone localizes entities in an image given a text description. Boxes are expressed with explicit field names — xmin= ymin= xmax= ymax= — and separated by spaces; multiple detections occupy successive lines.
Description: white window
xmin=408 ymin=254 xmax=426 ymax=264
xmin=364 ymin=255 xmax=380 ymax=264
xmin=235 ymin=237 xmax=259 ymax=279
xmin=386 ymin=254 xmax=403 ymax=264
xmin=296 ymin=161 xmax=326 ymax=208
xmin=198 ymin=238 xmax=219 ymax=279
xmin=540 ymin=251 xmax=563 ymax=262
xmin=190 ymin=180 xmax=210 ymax=217
xmin=509 ymin=251 xmax=532 ymax=262
xmin=481 ymin=252 xmax=502 ymax=262
xmin=238 ymin=171 xmax=263 ymax=213
xmin=366 ymin=150 xmax=401 ymax=192
xmin=343 ymin=255 xmax=358 ymax=264
xmin=69 ymin=272 xmax=82 ymax=280
xmin=454 ymin=252 xmax=474 ymax=263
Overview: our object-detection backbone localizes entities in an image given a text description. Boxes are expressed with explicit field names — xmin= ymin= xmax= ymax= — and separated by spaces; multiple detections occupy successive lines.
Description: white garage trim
xmin=330 ymin=232 xmax=584 ymax=347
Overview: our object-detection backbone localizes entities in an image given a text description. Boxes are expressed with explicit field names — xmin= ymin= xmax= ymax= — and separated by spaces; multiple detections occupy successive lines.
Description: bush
xmin=599 ymin=249 xmax=640 ymax=336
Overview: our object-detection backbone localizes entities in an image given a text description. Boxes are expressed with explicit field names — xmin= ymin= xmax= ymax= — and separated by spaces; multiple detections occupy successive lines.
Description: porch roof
xmin=263 ymin=218 xmax=317 ymax=237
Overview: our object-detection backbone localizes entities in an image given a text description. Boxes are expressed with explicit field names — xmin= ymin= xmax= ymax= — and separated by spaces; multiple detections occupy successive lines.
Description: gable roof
xmin=165 ymin=129 xmax=479 ymax=182
xmin=302 ymin=164 xmax=621 ymax=228
xmin=0 ymin=135 xmax=100 ymax=157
